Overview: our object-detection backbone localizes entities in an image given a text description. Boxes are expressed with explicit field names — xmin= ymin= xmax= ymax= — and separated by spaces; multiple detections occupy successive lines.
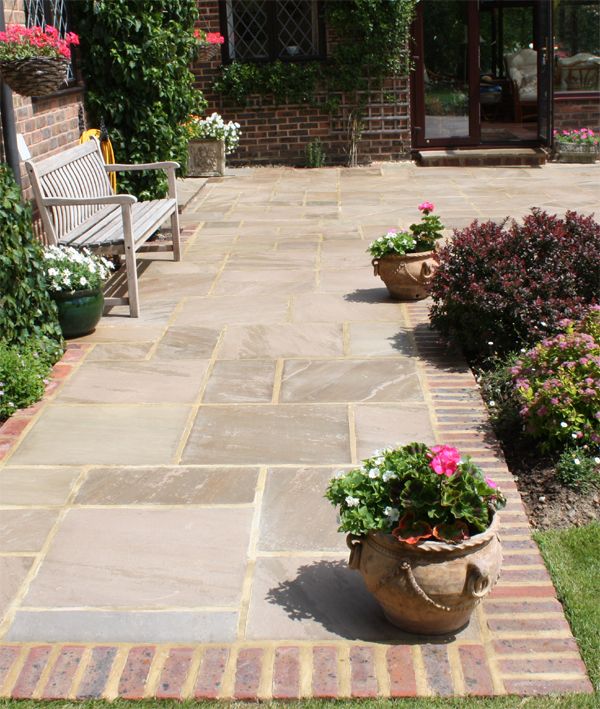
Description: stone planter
xmin=53 ymin=288 xmax=104 ymax=338
xmin=372 ymin=250 xmax=437 ymax=300
xmin=188 ymin=139 xmax=225 ymax=177
xmin=346 ymin=514 xmax=502 ymax=635
xmin=554 ymin=143 xmax=598 ymax=164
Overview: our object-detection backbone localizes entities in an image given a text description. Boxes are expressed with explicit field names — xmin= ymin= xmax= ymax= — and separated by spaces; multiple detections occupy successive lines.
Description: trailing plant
xmin=429 ymin=209 xmax=600 ymax=359
xmin=0 ymin=341 xmax=53 ymax=420
xmin=305 ymin=138 xmax=326 ymax=168
xmin=73 ymin=0 xmax=207 ymax=200
xmin=43 ymin=246 xmax=113 ymax=293
xmin=367 ymin=202 xmax=445 ymax=258
xmin=214 ymin=0 xmax=417 ymax=105
xmin=326 ymin=442 xmax=505 ymax=543
xmin=510 ymin=308 xmax=600 ymax=451
xmin=0 ymin=165 xmax=63 ymax=363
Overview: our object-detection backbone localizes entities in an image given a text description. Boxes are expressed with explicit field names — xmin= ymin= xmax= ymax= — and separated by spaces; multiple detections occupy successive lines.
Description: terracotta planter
xmin=188 ymin=139 xmax=225 ymax=177
xmin=53 ymin=288 xmax=104 ymax=338
xmin=0 ymin=56 xmax=69 ymax=96
xmin=372 ymin=250 xmax=437 ymax=300
xmin=346 ymin=514 xmax=502 ymax=635
xmin=554 ymin=143 xmax=598 ymax=164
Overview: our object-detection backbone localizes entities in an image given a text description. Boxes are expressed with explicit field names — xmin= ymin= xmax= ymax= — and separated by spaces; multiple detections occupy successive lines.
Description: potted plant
xmin=0 ymin=24 xmax=79 ymax=97
xmin=186 ymin=112 xmax=241 ymax=177
xmin=194 ymin=28 xmax=224 ymax=61
xmin=369 ymin=202 xmax=444 ymax=300
xmin=326 ymin=442 xmax=505 ymax=635
xmin=553 ymin=128 xmax=599 ymax=164
xmin=44 ymin=246 xmax=113 ymax=338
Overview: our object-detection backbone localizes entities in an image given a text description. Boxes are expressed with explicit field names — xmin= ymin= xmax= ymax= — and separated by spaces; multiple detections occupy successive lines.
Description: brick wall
xmin=194 ymin=0 xmax=411 ymax=166
xmin=1 ymin=0 xmax=83 ymax=196
xmin=553 ymin=94 xmax=600 ymax=133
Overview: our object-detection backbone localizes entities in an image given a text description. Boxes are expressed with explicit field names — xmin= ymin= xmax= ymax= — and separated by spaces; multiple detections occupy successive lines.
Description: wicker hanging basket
xmin=196 ymin=43 xmax=220 ymax=62
xmin=0 ymin=56 xmax=69 ymax=97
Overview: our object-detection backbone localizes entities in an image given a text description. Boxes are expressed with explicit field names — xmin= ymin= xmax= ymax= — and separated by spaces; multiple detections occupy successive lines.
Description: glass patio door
xmin=412 ymin=0 xmax=480 ymax=147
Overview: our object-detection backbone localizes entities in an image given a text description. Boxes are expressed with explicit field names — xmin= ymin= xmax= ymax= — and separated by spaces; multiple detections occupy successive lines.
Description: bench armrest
xmin=105 ymin=161 xmax=180 ymax=172
xmin=42 ymin=195 xmax=137 ymax=207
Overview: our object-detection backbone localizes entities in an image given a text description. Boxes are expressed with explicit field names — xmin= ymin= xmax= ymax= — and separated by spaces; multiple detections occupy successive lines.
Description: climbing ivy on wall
xmin=73 ymin=0 xmax=207 ymax=199
xmin=214 ymin=0 xmax=417 ymax=106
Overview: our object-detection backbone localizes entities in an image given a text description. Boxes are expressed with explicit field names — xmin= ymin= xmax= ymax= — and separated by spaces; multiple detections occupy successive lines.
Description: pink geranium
xmin=418 ymin=201 xmax=434 ymax=213
xmin=429 ymin=445 xmax=461 ymax=477
xmin=484 ymin=476 xmax=497 ymax=489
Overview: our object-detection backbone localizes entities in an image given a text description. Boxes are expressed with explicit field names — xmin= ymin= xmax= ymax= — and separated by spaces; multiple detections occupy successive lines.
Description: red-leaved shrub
xmin=429 ymin=209 xmax=600 ymax=357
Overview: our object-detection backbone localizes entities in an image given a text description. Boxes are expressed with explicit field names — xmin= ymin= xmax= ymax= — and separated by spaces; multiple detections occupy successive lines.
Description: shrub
xmin=0 ymin=164 xmax=63 ymax=362
xmin=510 ymin=308 xmax=600 ymax=450
xmin=429 ymin=209 xmax=600 ymax=358
xmin=556 ymin=449 xmax=600 ymax=492
xmin=0 ymin=341 xmax=53 ymax=420
xmin=477 ymin=352 xmax=522 ymax=438
xmin=73 ymin=0 xmax=206 ymax=200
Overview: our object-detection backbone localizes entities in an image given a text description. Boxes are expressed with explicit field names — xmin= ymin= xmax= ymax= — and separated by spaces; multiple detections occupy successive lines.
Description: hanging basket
xmin=196 ymin=43 xmax=220 ymax=62
xmin=0 ymin=56 xmax=69 ymax=97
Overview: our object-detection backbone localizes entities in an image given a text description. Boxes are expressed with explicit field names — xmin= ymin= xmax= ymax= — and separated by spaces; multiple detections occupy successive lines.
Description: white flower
xmin=573 ymin=458 xmax=581 ymax=465
xmin=382 ymin=470 xmax=397 ymax=482
xmin=487 ymin=341 xmax=494 ymax=346
xmin=489 ymin=400 xmax=495 ymax=407
xmin=594 ymin=457 xmax=600 ymax=465
xmin=384 ymin=506 xmax=400 ymax=521
xmin=345 ymin=496 xmax=360 ymax=507
xmin=368 ymin=468 xmax=380 ymax=479
xmin=374 ymin=456 xmax=384 ymax=465
xmin=47 ymin=267 xmax=58 ymax=276
xmin=560 ymin=422 xmax=568 ymax=428
xmin=540 ymin=321 xmax=547 ymax=327
xmin=333 ymin=470 xmax=346 ymax=480
xmin=79 ymin=276 xmax=88 ymax=286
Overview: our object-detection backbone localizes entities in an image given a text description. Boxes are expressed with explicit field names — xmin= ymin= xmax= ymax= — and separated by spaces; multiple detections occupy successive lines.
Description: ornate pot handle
xmin=346 ymin=534 xmax=363 ymax=570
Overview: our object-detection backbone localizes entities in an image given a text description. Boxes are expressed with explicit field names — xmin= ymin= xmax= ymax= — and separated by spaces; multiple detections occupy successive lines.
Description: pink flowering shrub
xmin=511 ymin=308 xmax=600 ymax=450
xmin=429 ymin=209 xmax=600 ymax=358
xmin=0 ymin=25 xmax=79 ymax=61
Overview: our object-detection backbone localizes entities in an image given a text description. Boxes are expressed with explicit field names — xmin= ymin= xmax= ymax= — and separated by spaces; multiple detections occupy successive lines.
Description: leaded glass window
xmin=24 ymin=0 xmax=75 ymax=82
xmin=223 ymin=0 xmax=323 ymax=61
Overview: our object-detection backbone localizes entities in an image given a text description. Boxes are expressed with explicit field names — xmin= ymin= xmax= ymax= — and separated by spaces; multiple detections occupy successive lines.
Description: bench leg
xmin=124 ymin=243 xmax=140 ymax=318
xmin=171 ymin=208 xmax=181 ymax=261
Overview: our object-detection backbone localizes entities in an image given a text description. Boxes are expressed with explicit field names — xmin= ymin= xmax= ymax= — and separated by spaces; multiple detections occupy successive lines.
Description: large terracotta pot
xmin=346 ymin=514 xmax=502 ymax=635
xmin=372 ymin=250 xmax=436 ymax=300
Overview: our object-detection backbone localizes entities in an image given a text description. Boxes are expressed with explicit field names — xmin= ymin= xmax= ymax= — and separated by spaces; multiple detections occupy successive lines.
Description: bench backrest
xmin=25 ymin=138 xmax=113 ymax=244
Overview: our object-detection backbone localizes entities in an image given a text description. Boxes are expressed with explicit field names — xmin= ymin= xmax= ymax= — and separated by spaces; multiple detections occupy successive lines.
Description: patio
xmin=0 ymin=161 xmax=597 ymax=699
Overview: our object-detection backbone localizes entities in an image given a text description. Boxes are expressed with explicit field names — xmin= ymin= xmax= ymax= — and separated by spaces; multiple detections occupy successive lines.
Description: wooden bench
xmin=25 ymin=138 xmax=181 ymax=317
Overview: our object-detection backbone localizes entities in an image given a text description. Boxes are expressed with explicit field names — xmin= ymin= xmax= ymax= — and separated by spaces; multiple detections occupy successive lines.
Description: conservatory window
xmin=554 ymin=0 xmax=600 ymax=93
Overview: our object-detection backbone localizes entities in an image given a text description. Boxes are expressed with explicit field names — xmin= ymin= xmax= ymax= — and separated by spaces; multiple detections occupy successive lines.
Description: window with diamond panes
xmin=222 ymin=0 xmax=323 ymax=61
xmin=24 ymin=0 xmax=75 ymax=82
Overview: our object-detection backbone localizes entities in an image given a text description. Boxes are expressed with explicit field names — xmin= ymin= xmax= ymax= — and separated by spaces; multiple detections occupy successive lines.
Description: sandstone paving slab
xmin=152 ymin=326 xmax=222 ymax=360
xmin=258 ymin=468 xmax=347 ymax=552
xmin=213 ymin=269 xmax=316 ymax=297
xmin=354 ymin=403 xmax=435 ymax=459
xmin=23 ymin=508 xmax=253 ymax=608
xmin=218 ymin=323 xmax=343 ymax=360
xmin=6 ymin=610 xmax=238 ymax=643
xmin=174 ymin=295 xmax=289 ymax=327
xmin=9 ymin=405 xmax=191 ymax=466
xmin=87 ymin=342 xmax=153 ymax=361
xmin=245 ymin=556 xmax=482 ymax=642
xmin=137 ymin=263 xmax=219 ymax=299
xmin=75 ymin=466 xmax=259 ymax=505
xmin=291 ymin=292 xmax=403 ymax=322
xmin=348 ymin=323 xmax=416 ymax=357
xmin=225 ymin=251 xmax=317 ymax=270
xmin=77 ymin=325 xmax=164 ymax=344
xmin=182 ymin=405 xmax=350 ymax=465
xmin=202 ymin=361 xmax=275 ymax=403
xmin=56 ymin=360 xmax=209 ymax=404
xmin=0 ymin=467 xmax=81 ymax=505
xmin=0 ymin=557 xmax=34 ymax=621
xmin=0 ymin=509 xmax=58 ymax=552
xmin=281 ymin=359 xmax=421 ymax=403
xmin=318 ymin=269 xmax=382 ymax=294
xmin=103 ymin=299 xmax=180 ymax=326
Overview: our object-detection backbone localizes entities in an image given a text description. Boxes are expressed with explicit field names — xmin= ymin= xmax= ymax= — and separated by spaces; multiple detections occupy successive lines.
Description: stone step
xmin=416 ymin=147 xmax=548 ymax=167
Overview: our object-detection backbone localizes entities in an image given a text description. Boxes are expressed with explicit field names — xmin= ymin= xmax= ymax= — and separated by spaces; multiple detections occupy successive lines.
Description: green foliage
xmin=535 ymin=523 xmax=600 ymax=691
xmin=477 ymin=352 xmax=523 ymax=439
xmin=0 ymin=341 xmax=53 ymax=419
xmin=511 ymin=309 xmax=600 ymax=451
xmin=214 ymin=0 xmax=417 ymax=106
xmin=367 ymin=203 xmax=445 ymax=258
xmin=305 ymin=139 xmax=326 ymax=168
xmin=556 ymin=449 xmax=600 ymax=492
xmin=368 ymin=230 xmax=415 ymax=258
xmin=325 ymin=443 xmax=505 ymax=542
xmin=0 ymin=165 xmax=63 ymax=361
xmin=73 ymin=0 xmax=207 ymax=200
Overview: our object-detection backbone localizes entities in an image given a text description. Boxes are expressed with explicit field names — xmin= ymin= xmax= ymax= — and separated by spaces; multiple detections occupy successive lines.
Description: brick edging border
xmin=0 ymin=300 xmax=593 ymax=700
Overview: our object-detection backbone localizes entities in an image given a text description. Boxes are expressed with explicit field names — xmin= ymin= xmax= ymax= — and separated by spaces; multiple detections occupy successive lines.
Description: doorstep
xmin=416 ymin=148 xmax=547 ymax=167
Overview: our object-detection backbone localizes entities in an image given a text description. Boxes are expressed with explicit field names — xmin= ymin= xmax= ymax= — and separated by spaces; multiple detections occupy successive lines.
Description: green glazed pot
xmin=52 ymin=288 xmax=104 ymax=338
